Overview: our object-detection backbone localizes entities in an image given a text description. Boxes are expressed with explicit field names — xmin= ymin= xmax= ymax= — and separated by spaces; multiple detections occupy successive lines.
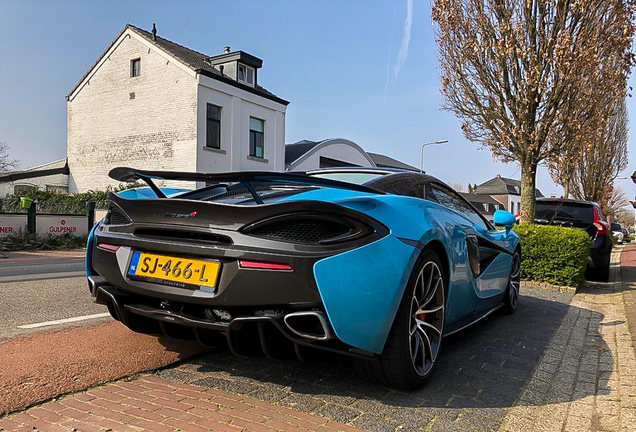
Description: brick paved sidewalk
xmin=499 ymin=246 xmax=636 ymax=432
xmin=0 ymin=375 xmax=360 ymax=432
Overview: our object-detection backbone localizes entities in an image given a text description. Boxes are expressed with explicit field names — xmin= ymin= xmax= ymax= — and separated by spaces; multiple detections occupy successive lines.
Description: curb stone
xmin=500 ymin=247 xmax=636 ymax=432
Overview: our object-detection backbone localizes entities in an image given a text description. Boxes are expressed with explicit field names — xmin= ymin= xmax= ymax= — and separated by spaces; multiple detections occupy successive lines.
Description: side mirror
xmin=493 ymin=210 xmax=516 ymax=237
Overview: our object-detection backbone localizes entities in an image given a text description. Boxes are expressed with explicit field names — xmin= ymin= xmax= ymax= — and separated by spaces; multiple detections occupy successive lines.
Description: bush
xmin=0 ymin=182 xmax=143 ymax=214
xmin=513 ymin=224 xmax=590 ymax=287
xmin=0 ymin=230 xmax=87 ymax=251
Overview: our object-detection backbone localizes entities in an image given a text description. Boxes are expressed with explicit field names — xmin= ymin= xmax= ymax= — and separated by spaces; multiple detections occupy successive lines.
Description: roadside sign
xmin=0 ymin=214 xmax=28 ymax=237
xmin=36 ymin=215 xmax=89 ymax=236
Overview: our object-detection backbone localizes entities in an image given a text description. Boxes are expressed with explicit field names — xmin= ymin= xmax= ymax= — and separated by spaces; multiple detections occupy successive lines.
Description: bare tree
xmin=450 ymin=182 xmax=465 ymax=192
xmin=617 ymin=207 xmax=635 ymax=227
xmin=0 ymin=142 xmax=18 ymax=172
xmin=432 ymin=0 xmax=635 ymax=223
xmin=563 ymin=96 xmax=629 ymax=209
xmin=605 ymin=187 xmax=631 ymax=222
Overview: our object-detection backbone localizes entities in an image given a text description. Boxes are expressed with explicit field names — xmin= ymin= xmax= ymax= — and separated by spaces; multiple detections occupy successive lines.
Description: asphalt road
xmin=0 ymin=256 xmax=110 ymax=340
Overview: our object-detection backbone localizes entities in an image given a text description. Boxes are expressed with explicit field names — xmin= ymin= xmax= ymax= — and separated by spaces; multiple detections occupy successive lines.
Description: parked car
xmin=87 ymin=167 xmax=521 ymax=389
xmin=612 ymin=223 xmax=624 ymax=244
xmin=622 ymin=227 xmax=631 ymax=243
xmin=534 ymin=198 xmax=612 ymax=281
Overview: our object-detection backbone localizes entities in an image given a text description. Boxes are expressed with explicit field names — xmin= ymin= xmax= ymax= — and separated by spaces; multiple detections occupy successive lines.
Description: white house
xmin=285 ymin=139 xmax=418 ymax=172
xmin=0 ymin=159 xmax=69 ymax=197
xmin=66 ymin=24 xmax=289 ymax=192
xmin=473 ymin=174 xmax=544 ymax=214
xmin=0 ymin=24 xmax=416 ymax=196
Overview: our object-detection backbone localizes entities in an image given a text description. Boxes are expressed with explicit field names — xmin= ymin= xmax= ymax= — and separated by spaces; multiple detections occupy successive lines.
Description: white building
xmin=0 ymin=159 xmax=69 ymax=197
xmin=0 ymin=24 xmax=418 ymax=196
xmin=285 ymin=139 xmax=418 ymax=172
xmin=473 ymin=174 xmax=544 ymax=214
xmin=66 ymin=24 xmax=289 ymax=192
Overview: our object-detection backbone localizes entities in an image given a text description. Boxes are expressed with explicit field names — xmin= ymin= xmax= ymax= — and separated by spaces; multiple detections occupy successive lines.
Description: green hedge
xmin=0 ymin=230 xmax=87 ymax=251
xmin=513 ymin=224 xmax=590 ymax=287
xmin=0 ymin=182 xmax=143 ymax=214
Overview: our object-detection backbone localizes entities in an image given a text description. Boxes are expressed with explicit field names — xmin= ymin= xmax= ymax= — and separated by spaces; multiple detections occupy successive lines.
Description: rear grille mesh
xmin=249 ymin=220 xmax=350 ymax=243
xmin=106 ymin=205 xmax=131 ymax=225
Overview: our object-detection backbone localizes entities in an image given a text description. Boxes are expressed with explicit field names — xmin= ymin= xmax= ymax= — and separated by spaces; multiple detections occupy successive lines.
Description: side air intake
xmin=103 ymin=203 xmax=131 ymax=225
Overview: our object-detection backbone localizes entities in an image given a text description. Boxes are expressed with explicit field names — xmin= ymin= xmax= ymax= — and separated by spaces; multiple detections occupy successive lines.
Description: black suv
xmin=534 ymin=198 xmax=612 ymax=281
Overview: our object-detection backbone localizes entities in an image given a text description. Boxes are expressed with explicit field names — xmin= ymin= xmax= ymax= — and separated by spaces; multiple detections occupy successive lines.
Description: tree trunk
xmin=563 ymin=178 xmax=570 ymax=199
xmin=519 ymin=162 xmax=538 ymax=224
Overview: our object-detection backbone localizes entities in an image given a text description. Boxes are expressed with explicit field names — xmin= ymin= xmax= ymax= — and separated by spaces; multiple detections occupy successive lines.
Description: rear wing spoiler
xmin=108 ymin=167 xmax=385 ymax=202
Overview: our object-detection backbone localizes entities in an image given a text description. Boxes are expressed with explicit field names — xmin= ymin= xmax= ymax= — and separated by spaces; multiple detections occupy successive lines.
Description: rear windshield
xmin=309 ymin=172 xmax=385 ymax=185
xmin=611 ymin=223 xmax=622 ymax=231
xmin=535 ymin=202 xmax=594 ymax=224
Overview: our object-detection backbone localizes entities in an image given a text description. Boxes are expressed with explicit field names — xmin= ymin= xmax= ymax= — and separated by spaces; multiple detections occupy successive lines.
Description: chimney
xmin=224 ymin=46 xmax=231 ymax=53
xmin=152 ymin=23 xmax=157 ymax=41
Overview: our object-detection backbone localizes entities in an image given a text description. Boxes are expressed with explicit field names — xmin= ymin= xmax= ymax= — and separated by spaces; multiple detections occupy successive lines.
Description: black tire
xmin=354 ymin=248 xmax=446 ymax=390
xmin=596 ymin=255 xmax=611 ymax=282
xmin=502 ymin=249 xmax=521 ymax=314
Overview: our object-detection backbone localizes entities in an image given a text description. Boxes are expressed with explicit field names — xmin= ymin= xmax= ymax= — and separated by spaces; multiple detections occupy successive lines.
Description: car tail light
xmin=239 ymin=260 xmax=292 ymax=271
xmin=593 ymin=207 xmax=607 ymax=235
xmin=97 ymin=243 xmax=120 ymax=253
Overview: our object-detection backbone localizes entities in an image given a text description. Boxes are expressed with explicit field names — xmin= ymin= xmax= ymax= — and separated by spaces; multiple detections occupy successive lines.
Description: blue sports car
xmin=87 ymin=167 xmax=520 ymax=389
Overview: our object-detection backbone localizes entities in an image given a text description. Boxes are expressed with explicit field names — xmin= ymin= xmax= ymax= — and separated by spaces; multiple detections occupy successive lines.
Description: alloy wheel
xmin=409 ymin=261 xmax=445 ymax=377
xmin=509 ymin=252 xmax=521 ymax=308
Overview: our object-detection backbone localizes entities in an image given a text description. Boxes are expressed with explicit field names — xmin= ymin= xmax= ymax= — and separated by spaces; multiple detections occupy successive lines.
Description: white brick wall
xmin=67 ymin=31 xmax=198 ymax=192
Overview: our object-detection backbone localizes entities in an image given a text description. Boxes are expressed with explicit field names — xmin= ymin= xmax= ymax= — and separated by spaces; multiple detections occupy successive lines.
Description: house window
xmin=206 ymin=104 xmax=221 ymax=149
xmin=130 ymin=58 xmax=141 ymax=77
xmin=249 ymin=117 xmax=264 ymax=158
xmin=46 ymin=185 xmax=69 ymax=194
xmin=14 ymin=184 xmax=35 ymax=194
xmin=238 ymin=64 xmax=255 ymax=86
xmin=483 ymin=203 xmax=488 ymax=212
xmin=494 ymin=204 xmax=500 ymax=211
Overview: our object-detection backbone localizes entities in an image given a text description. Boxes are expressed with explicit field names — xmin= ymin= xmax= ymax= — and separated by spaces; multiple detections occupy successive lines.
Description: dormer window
xmin=238 ymin=64 xmax=254 ymax=86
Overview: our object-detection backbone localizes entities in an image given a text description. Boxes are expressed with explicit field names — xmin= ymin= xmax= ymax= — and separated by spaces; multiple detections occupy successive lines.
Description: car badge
xmin=164 ymin=211 xmax=197 ymax=219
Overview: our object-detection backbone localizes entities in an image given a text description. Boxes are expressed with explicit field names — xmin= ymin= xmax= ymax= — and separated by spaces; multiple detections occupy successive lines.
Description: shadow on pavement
xmin=159 ymin=286 xmax=611 ymax=430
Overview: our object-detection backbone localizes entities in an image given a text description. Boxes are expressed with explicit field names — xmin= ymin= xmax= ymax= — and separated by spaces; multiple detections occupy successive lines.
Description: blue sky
xmin=1 ymin=0 xmax=634 ymax=197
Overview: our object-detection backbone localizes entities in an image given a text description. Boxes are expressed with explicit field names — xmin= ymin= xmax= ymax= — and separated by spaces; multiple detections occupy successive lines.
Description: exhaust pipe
xmin=284 ymin=311 xmax=335 ymax=341
xmin=88 ymin=275 xmax=110 ymax=297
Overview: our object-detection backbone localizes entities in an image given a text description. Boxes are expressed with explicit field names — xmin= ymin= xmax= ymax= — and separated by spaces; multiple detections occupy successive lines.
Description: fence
xmin=0 ymin=202 xmax=98 ymax=238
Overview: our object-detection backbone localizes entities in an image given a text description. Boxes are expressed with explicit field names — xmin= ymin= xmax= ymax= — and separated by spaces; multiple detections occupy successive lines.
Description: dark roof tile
xmin=367 ymin=152 xmax=418 ymax=171
xmin=285 ymin=140 xmax=321 ymax=165
xmin=474 ymin=175 xmax=543 ymax=197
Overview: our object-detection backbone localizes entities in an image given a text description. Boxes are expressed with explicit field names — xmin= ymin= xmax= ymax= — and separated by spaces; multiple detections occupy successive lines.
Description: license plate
xmin=127 ymin=251 xmax=220 ymax=290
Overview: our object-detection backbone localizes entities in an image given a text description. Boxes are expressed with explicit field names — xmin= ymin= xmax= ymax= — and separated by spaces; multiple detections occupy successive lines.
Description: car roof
xmin=305 ymin=167 xmax=410 ymax=176
xmin=536 ymin=197 xmax=599 ymax=206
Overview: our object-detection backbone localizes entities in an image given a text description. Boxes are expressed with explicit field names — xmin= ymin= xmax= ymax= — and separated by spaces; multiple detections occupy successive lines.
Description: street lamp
xmin=616 ymin=171 xmax=636 ymax=184
xmin=420 ymin=140 xmax=448 ymax=173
